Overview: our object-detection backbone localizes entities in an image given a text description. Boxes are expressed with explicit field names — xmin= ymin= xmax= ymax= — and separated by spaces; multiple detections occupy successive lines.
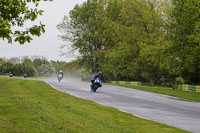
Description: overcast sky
xmin=0 ymin=0 xmax=86 ymax=62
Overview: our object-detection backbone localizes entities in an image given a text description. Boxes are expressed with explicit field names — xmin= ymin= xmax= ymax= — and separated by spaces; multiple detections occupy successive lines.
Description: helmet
xmin=60 ymin=70 xmax=63 ymax=73
xmin=98 ymin=71 xmax=102 ymax=75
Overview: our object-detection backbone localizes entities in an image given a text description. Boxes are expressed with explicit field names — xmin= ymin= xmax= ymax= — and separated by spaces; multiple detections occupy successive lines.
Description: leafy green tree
xmin=0 ymin=0 xmax=52 ymax=44
xmin=169 ymin=0 xmax=200 ymax=84
xmin=0 ymin=58 xmax=7 ymax=73
xmin=12 ymin=63 xmax=24 ymax=76
xmin=100 ymin=0 xmax=169 ymax=84
xmin=58 ymin=0 xmax=170 ymax=84
xmin=57 ymin=0 xmax=106 ymax=73
xmin=22 ymin=57 xmax=37 ymax=76
xmin=32 ymin=56 xmax=53 ymax=76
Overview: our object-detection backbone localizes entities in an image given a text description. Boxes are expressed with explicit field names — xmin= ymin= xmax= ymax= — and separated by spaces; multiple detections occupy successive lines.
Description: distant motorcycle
xmin=91 ymin=78 xmax=102 ymax=92
xmin=9 ymin=72 xmax=13 ymax=77
xmin=57 ymin=74 xmax=63 ymax=82
xmin=9 ymin=73 xmax=13 ymax=77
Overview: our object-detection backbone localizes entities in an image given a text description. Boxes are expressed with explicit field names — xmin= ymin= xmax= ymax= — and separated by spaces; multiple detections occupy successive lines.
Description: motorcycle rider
xmin=24 ymin=73 xmax=27 ymax=78
xmin=9 ymin=72 xmax=13 ymax=77
xmin=91 ymin=72 xmax=104 ymax=87
xmin=57 ymin=70 xmax=64 ymax=78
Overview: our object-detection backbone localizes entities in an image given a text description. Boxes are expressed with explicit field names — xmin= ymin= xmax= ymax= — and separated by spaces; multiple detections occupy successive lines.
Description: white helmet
xmin=60 ymin=70 xmax=63 ymax=73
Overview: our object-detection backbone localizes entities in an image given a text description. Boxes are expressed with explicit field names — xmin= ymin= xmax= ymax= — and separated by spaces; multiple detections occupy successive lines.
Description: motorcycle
xmin=91 ymin=78 xmax=102 ymax=92
xmin=57 ymin=74 xmax=63 ymax=82
xmin=9 ymin=72 xmax=13 ymax=77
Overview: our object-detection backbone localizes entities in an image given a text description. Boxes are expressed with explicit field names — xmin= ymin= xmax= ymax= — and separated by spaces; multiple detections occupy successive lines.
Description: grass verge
xmin=108 ymin=83 xmax=200 ymax=102
xmin=0 ymin=78 xmax=190 ymax=133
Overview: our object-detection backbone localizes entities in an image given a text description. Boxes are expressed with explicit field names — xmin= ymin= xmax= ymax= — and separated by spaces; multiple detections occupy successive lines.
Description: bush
xmin=175 ymin=77 xmax=184 ymax=85
xmin=173 ymin=77 xmax=184 ymax=90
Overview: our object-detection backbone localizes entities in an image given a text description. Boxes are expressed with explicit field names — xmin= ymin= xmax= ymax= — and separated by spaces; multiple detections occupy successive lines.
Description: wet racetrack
xmin=45 ymin=79 xmax=200 ymax=133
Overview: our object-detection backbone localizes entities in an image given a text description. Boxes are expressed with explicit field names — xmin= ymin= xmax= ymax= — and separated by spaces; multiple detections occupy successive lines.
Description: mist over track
xmin=45 ymin=79 xmax=200 ymax=133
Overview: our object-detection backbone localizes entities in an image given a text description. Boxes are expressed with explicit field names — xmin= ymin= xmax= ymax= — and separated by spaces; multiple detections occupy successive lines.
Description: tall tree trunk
xmin=149 ymin=72 xmax=160 ymax=86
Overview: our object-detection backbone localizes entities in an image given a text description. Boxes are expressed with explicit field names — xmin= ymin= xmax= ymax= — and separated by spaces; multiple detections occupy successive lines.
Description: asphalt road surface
xmin=45 ymin=79 xmax=200 ymax=133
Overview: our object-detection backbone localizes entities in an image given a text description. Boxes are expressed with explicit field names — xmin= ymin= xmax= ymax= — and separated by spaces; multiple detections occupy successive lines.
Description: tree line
xmin=57 ymin=0 xmax=200 ymax=86
xmin=0 ymin=56 xmax=87 ymax=78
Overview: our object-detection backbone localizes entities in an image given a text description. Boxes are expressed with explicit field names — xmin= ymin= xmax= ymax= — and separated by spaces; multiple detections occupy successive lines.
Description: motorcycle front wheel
xmin=93 ymin=84 xmax=98 ymax=92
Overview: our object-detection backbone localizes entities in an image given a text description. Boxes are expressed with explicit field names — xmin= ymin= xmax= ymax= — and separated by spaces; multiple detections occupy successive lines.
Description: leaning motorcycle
xmin=91 ymin=78 xmax=102 ymax=92
xmin=57 ymin=74 xmax=63 ymax=82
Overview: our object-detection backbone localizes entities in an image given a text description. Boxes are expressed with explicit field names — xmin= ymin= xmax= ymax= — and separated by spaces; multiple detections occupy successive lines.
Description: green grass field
xmin=108 ymin=83 xmax=200 ymax=102
xmin=0 ymin=78 xmax=190 ymax=133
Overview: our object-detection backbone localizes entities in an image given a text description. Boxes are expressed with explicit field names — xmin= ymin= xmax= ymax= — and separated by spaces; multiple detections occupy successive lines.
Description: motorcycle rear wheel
xmin=90 ymin=85 xmax=94 ymax=92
